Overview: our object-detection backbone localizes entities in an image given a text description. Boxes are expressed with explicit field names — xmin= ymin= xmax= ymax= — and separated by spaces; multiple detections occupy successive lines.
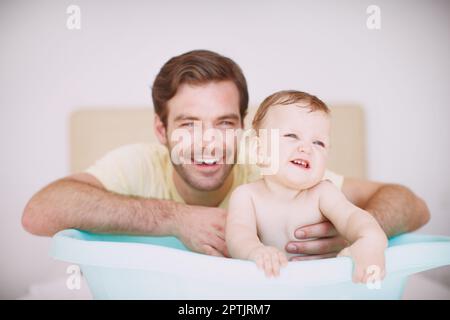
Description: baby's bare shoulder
xmin=312 ymin=179 xmax=349 ymax=208
xmin=231 ymin=180 xmax=266 ymax=202
xmin=312 ymin=179 xmax=341 ymax=197
xmin=231 ymin=181 xmax=258 ymax=198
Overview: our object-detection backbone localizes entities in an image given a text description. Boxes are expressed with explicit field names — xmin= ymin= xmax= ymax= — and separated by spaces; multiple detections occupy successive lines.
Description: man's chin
xmin=190 ymin=180 xmax=226 ymax=191
xmin=181 ymin=166 xmax=233 ymax=191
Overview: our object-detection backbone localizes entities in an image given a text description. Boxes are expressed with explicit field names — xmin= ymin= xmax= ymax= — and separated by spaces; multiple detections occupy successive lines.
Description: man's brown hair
xmin=152 ymin=50 xmax=249 ymax=126
xmin=252 ymin=90 xmax=330 ymax=129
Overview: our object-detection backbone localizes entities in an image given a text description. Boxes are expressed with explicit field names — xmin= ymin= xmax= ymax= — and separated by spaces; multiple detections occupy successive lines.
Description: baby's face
xmin=258 ymin=104 xmax=330 ymax=190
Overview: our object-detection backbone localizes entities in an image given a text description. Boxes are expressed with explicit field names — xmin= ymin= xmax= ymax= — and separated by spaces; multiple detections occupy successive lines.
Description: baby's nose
xmin=298 ymin=141 xmax=312 ymax=153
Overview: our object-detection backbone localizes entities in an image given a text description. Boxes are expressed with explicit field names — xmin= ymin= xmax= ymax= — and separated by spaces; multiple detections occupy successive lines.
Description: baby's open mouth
xmin=290 ymin=159 xmax=310 ymax=169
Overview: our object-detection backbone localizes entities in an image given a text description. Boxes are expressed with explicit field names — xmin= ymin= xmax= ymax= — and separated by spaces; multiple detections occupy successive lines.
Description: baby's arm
xmin=226 ymin=185 xmax=287 ymax=277
xmin=318 ymin=180 xmax=388 ymax=284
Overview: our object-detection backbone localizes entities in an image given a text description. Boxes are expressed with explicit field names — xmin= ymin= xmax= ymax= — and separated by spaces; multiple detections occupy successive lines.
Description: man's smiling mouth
xmin=192 ymin=157 xmax=221 ymax=165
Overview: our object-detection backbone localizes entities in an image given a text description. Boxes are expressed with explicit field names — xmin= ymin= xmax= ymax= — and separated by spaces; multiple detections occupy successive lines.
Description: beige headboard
xmin=70 ymin=106 xmax=366 ymax=178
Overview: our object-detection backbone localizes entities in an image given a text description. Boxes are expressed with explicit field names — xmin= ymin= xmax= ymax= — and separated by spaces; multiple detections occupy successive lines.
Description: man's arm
xmin=22 ymin=173 xmax=228 ymax=256
xmin=286 ymin=177 xmax=430 ymax=259
xmin=341 ymin=177 xmax=430 ymax=236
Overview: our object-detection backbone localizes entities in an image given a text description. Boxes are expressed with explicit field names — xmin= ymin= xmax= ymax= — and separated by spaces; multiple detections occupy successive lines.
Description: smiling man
xmin=22 ymin=50 xmax=430 ymax=259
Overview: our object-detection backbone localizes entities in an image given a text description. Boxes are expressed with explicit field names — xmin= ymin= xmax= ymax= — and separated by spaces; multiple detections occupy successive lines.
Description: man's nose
xmin=191 ymin=121 xmax=210 ymax=145
xmin=193 ymin=123 xmax=222 ymax=152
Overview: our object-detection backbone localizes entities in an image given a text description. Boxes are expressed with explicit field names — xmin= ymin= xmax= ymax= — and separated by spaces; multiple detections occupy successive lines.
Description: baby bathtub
xmin=50 ymin=229 xmax=450 ymax=299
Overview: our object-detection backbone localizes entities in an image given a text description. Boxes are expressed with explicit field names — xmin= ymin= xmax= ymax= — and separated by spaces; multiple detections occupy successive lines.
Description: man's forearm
xmin=22 ymin=178 xmax=185 ymax=237
xmin=363 ymin=184 xmax=430 ymax=237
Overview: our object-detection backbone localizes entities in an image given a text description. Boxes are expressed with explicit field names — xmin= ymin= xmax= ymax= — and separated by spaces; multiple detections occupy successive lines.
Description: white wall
xmin=1 ymin=0 xmax=449 ymax=299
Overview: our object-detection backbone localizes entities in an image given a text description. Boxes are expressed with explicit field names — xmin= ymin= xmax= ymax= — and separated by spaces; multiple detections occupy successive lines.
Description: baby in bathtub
xmin=226 ymin=90 xmax=388 ymax=284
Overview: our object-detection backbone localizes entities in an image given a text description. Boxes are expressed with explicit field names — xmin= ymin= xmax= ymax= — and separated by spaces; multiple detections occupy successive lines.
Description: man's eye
xmin=180 ymin=122 xmax=194 ymax=128
xmin=314 ymin=141 xmax=325 ymax=147
xmin=283 ymin=133 xmax=298 ymax=139
xmin=218 ymin=121 xmax=234 ymax=126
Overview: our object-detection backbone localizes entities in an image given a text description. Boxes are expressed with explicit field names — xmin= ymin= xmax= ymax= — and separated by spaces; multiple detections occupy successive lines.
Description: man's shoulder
xmin=120 ymin=142 xmax=167 ymax=153
xmin=90 ymin=142 xmax=170 ymax=174
xmin=111 ymin=142 xmax=168 ymax=160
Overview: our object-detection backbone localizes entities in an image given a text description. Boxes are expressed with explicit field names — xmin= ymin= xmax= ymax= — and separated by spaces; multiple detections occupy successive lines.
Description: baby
xmin=226 ymin=90 xmax=388 ymax=284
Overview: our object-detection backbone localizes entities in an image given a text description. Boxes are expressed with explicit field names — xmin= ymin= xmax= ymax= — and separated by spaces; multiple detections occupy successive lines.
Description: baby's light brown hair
xmin=252 ymin=90 xmax=330 ymax=130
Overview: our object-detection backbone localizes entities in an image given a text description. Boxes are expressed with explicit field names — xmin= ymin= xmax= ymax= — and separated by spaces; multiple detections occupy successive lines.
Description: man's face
xmin=157 ymin=80 xmax=242 ymax=191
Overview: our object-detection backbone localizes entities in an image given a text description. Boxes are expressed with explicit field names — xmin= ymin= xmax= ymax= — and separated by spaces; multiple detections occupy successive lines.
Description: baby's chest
xmin=254 ymin=198 xmax=326 ymax=243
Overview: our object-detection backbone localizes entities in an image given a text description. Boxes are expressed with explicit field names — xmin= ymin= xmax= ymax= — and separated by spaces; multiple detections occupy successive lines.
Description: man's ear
xmin=154 ymin=115 xmax=168 ymax=145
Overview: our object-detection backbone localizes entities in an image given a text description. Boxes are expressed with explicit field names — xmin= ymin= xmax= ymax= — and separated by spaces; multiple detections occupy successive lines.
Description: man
xmin=22 ymin=50 xmax=430 ymax=260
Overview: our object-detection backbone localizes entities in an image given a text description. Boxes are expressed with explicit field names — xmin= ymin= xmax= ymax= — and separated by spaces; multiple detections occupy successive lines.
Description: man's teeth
xmin=198 ymin=159 xmax=218 ymax=165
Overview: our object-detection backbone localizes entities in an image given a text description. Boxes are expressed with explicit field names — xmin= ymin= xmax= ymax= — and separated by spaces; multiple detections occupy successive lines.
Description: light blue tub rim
xmin=50 ymin=230 xmax=450 ymax=288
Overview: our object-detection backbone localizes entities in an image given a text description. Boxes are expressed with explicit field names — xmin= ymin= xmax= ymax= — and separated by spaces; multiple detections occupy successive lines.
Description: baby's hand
xmin=248 ymin=246 xmax=288 ymax=277
xmin=338 ymin=238 xmax=386 ymax=285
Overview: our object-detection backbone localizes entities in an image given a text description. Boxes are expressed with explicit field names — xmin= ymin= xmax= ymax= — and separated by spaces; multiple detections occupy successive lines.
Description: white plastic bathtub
xmin=50 ymin=230 xmax=450 ymax=299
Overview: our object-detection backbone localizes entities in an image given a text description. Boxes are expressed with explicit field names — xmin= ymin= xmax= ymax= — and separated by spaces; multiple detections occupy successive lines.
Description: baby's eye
xmin=313 ymin=140 xmax=325 ymax=148
xmin=283 ymin=133 xmax=298 ymax=139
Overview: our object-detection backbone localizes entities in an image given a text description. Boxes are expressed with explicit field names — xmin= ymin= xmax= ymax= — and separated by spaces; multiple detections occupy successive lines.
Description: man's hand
xmin=173 ymin=205 xmax=229 ymax=257
xmin=285 ymin=178 xmax=430 ymax=262
xmin=285 ymin=221 xmax=349 ymax=261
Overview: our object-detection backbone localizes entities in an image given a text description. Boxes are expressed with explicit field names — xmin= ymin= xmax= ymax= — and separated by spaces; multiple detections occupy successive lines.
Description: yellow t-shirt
xmin=86 ymin=143 xmax=344 ymax=209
